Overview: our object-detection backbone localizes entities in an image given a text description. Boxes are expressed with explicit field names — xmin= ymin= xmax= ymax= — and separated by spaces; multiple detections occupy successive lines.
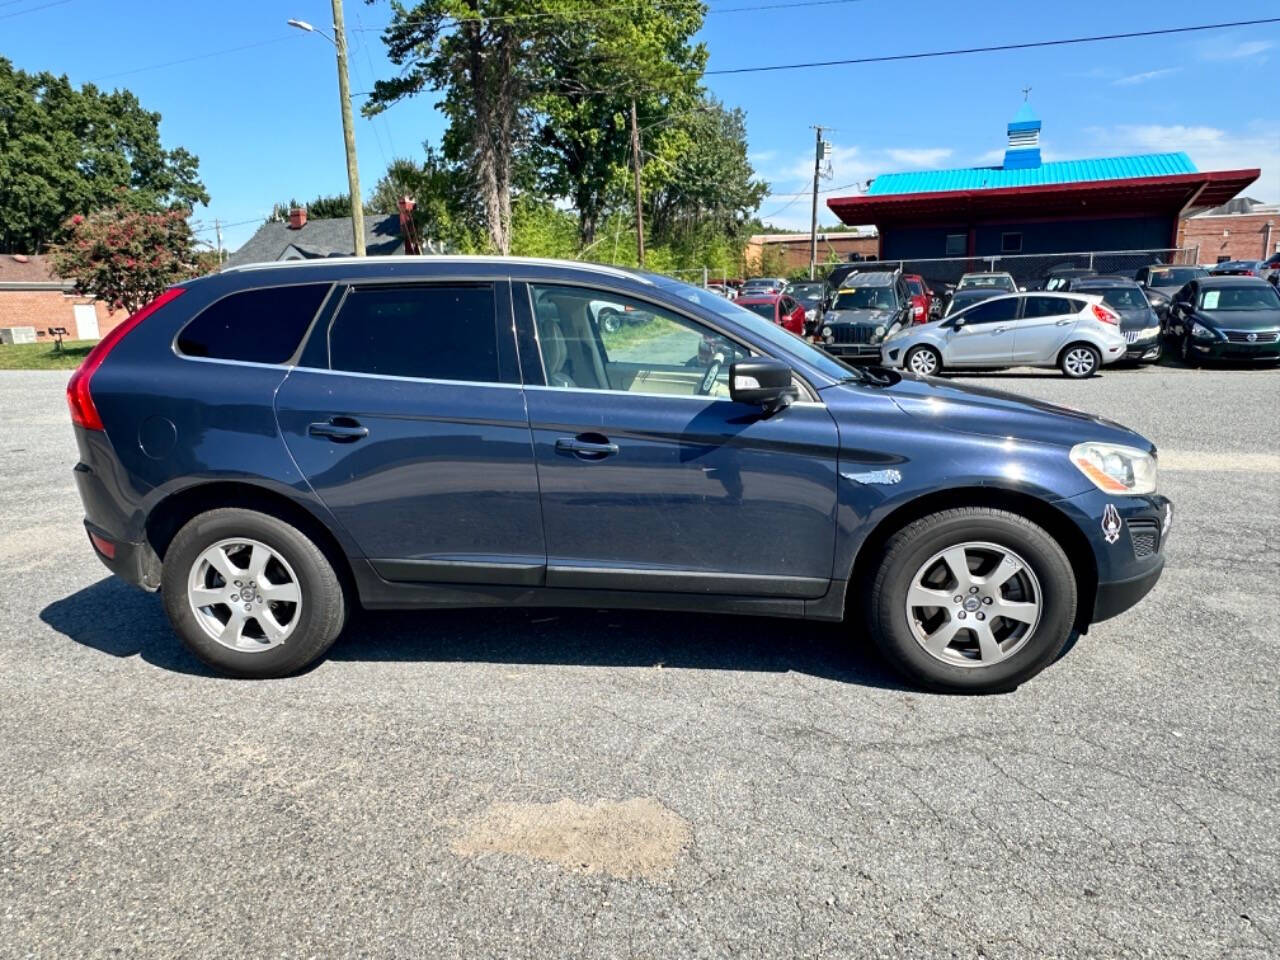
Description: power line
xmin=707 ymin=17 xmax=1280 ymax=75
xmin=352 ymin=0 xmax=871 ymax=30
xmin=0 ymin=0 xmax=72 ymax=20
xmin=88 ymin=36 xmax=301 ymax=83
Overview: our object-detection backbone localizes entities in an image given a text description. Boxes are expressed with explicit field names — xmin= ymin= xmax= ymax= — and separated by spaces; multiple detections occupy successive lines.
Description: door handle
xmin=1055 ymin=318 xmax=1072 ymax=326
xmin=308 ymin=417 xmax=368 ymax=442
xmin=556 ymin=436 xmax=619 ymax=459
xmin=992 ymin=326 xmax=1006 ymax=334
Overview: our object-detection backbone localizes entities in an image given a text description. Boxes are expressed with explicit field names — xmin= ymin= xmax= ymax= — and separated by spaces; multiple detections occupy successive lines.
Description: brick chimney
xmin=397 ymin=196 xmax=420 ymax=255
xmin=287 ymin=207 xmax=307 ymax=230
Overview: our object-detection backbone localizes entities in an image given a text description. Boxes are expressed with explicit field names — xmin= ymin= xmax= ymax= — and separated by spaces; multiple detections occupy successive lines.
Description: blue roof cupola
xmin=1004 ymin=101 xmax=1042 ymax=170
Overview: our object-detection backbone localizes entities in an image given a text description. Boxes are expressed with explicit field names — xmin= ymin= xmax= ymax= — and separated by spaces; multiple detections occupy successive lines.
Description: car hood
xmin=867 ymin=373 xmax=1152 ymax=451
xmin=1196 ymin=308 xmax=1280 ymax=331
xmin=1115 ymin=307 xmax=1158 ymax=330
xmin=826 ymin=308 xmax=893 ymax=326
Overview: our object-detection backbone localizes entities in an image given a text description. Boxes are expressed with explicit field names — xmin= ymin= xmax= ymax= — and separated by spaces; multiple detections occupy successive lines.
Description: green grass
xmin=0 ymin=340 xmax=96 ymax=370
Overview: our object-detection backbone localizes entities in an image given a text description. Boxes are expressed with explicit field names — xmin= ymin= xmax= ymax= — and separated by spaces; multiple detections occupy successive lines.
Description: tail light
xmin=1091 ymin=303 xmax=1119 ymax=326
xmin=913 ymin=304 xmax=924 ymax=317
xmin=67 ymin=287 xmax=185 ymax=431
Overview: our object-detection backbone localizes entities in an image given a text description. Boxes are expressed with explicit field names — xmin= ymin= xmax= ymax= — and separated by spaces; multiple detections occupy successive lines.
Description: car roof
xmin=961 ymin=271 xmax=1013 ymax=278
xmin=217 ymin=254 xmax=653 ymax=284
xmin=1071 ymin=277 xmax=1139 ymax=288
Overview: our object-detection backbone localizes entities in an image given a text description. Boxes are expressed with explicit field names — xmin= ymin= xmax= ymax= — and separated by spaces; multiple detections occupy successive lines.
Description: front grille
xmin=1127 ymin=518 xmax=1160 ymax=559
xmin=1224 ymin=330 xmax=1280 ymax=343
xmin=832 ymin=325 xmax=874 ymax=345
xmin=1124 ymin=330 xmax=1138 ymax=344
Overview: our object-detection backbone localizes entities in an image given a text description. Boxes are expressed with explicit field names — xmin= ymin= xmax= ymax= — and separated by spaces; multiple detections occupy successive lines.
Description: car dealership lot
xmin=1 ymin=366 xmax=1276 ymax=958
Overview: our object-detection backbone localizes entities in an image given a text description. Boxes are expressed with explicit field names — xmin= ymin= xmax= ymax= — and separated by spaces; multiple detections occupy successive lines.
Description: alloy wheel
xmin=908 ymin=347 xmax=939 ymax=375
xmin=187 ymin=538 xmax=302 ymax=652
xmin=904 ymin=541 xmax=1042 ymax=668
xmin=1063 ymin=347 xmax=1097 ymax=377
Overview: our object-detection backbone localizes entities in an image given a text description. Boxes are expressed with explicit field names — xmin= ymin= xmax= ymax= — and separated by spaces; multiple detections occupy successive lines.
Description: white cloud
xmin=1083 ymin=123 xmax=1280 ymax=203
xmin=884 ymin=148 xmax=953 ymax=168
xmin=1112 ymin=67 xmax=1181 ymax=86
xmin=1197 ymin=38 xmax=1273 ymax=61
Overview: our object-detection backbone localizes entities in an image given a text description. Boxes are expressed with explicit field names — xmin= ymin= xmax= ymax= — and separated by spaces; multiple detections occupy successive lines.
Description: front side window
xmin=1020 ymin=296 xmax=1073 ymax=319
xmin=958 ymin=297 xmax=1018 ymax=325
xmin=530 ymin=284 xmax=749 ymax=398
xmin=328 ymin=284 xmax=499 ymax=382
xmin=742 ymin=301 xmax=777 ymax=321
xmin=178 ymin=283 xmax=330 ymax=363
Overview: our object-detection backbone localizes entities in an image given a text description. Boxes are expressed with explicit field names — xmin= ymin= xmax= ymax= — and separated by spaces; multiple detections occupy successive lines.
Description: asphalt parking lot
xmin=2 ymin=363 xmax=1277 ymax=958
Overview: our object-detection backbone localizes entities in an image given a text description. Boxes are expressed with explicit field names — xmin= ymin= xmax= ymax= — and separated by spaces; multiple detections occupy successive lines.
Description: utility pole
xmin=630 ymin=100 xmax=645 ymax=268
xmin=214 ymin=218 xmax=223 ymax=264
xmin=331 ymin=0 xmax=365 ymax=256
xmin=808 ymin=126 xmax=826 ymax=281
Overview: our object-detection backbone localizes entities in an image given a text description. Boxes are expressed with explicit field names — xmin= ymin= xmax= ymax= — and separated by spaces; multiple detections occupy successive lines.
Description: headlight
xmin=1141 ymin=326 xmax=1161 ymax=339
xmin=821 ymin=325 xmax=832 ymax=338
xmin=1070 ymin=442 xmax=1158 ymax=495
xmin=1190 ymin=321 xmax=1216 ymax=339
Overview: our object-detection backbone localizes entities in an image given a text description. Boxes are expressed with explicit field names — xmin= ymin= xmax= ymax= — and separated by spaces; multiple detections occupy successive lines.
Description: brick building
xmin=743 ymin=230 xmax=879 ymax=274
xmin=0 ymin=254 xmax=116 ymax=342
xmin=1177 ymin=197 xmax=1279 ymax=265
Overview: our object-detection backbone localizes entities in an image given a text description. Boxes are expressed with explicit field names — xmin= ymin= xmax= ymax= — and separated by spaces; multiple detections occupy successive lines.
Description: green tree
xmin=0 ymin=57 xmax=208 ymax=254
xmin=266 ymin=194 xmax=362 ymax=221
xmin=49 ymin=203 xmax=200 ymax=314
xmin=368 ymin=151 xmax=485 ymax=252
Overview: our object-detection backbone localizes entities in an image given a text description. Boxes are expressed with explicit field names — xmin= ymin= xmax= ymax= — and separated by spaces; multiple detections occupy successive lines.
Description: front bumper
xmin=1186 ymin=337 xmax=1280 ymax=361
xmin=821 ymin=341 xmax=884 ymax=359
xmin=1123 ymin=336 xmax=1161 ymax=362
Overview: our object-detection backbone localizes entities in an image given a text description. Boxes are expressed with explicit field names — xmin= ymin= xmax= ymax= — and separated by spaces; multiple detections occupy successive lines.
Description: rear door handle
xmin=1055 ymin=318 xmax=1072 ymax=326
xmin=556 ymin=436 xmax=619 ymax=458
xmin=309 ymin=417 xmax=368 ymax=442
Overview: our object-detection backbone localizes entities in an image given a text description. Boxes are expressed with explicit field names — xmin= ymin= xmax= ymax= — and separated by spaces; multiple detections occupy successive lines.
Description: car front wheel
xmin=161 ymin=508 xmax=347 ymax=678
xmin=867 ymin=508 xmax=1078 ymax=692
xmin=905 ymin=344 xmax=942 ymax=376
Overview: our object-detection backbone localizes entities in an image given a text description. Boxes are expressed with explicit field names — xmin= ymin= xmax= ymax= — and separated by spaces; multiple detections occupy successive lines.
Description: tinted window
xmin=743 ymin=302 xmax=776 ymax=320
xmin=1091 ymin=287 xmax=1147 ymax=310
xmin=178 ymin=283 xmax=330 ymax=363
xmin=1151 ymin=267 xmax=1206 ymax=286
xmin=959 ymin=297 xmax=1018 ymax=324
xmin=328 ymin=284 xmax=498 ymax=382
xmin=1021 ymin=296 xmax=1073 ymax=318
xmin=906 ymin=278 xmax=925 ymax=296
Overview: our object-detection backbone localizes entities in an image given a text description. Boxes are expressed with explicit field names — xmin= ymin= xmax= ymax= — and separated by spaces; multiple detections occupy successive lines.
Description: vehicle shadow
xmin=40 ymin=577 xmax=912 ymax=690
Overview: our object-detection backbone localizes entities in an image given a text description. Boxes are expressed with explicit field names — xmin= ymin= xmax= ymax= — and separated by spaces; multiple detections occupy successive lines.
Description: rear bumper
xmin=83 ymin=520 xmax=159 ymax=590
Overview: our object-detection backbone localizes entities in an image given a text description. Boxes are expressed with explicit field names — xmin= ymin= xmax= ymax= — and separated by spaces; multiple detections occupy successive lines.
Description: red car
xmin=736 ymin=293 xmax=806 ymax=336
xmin=903 ymin=274 xmax=932 ymax=324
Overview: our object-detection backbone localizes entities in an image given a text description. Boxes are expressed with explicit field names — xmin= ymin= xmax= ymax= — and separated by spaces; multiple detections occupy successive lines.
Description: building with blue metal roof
xmin=827 ymin=104 xmax=1258 ymax=264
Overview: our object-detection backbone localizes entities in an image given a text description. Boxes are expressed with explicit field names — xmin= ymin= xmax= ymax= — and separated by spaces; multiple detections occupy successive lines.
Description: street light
xmin=288 ymin=3 xmax=365 ymax=256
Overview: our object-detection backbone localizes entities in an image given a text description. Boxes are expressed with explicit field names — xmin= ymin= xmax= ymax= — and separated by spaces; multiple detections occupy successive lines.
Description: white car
xmin=879 ymin=292 xmax=1128 ymax=378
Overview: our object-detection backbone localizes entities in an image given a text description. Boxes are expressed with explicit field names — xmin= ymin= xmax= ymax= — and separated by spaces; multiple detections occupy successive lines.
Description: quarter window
xmin=328 ymin=284 xmax=499 ymax=382
xmin=177 ymin=283 xmax=330 ymax=363
xmin=530 ymin=284 xmax=749 ymax=397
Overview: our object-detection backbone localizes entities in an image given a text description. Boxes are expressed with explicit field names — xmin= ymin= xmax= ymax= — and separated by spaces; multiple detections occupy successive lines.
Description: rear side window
xmin=328 ymin=284 xmax=498 ymax=382
xmin=1021 ymin=296 xmax=1072 ymax=318
xmin=177 ymin=283 xmax=330 ymax=363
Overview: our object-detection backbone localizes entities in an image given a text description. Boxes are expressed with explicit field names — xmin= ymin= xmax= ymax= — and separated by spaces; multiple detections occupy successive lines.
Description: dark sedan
xmin=1165 ymin=276 xmax=1280 ymax=365
xmin=1067 ymin=277 xmax=1162 ymax=364
xmin=1134 ymin=265 xmax=1209 ymax=318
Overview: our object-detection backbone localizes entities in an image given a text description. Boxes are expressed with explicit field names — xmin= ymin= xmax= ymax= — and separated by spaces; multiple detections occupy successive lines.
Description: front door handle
xmin=556 ymin=435 xmax=619 ymax=459
xmin=309 ymin=417 xmax=368 ymax=443
xmin=992 ymin=326 xmax=1006 ymax=334
xmin=1055 ymin=318 xmax=1072 ymax=326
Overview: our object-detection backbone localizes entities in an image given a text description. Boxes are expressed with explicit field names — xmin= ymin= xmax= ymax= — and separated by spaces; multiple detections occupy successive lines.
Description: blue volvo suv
xmin=68 ymin=257 xmax=1171 ymax=692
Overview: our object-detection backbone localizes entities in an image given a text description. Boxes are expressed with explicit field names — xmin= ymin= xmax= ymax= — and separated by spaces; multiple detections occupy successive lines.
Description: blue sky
xmin=5 ymin=0 xmax=1277 ymax=252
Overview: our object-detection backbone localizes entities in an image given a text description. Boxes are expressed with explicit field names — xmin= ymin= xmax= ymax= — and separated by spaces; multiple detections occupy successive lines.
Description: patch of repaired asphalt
xmin=453 ymin=797 xmax=692 ymax=879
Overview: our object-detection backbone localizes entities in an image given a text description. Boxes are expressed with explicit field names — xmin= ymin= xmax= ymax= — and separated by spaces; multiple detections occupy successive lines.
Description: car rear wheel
xmin=1060 ymin=344 xmax=1100 ymax=378
xmin=599 ymin=308 xmax=622 ymax=334
xmin=161 ymin=508 xmax=347 ymax=678
xmin=905 ymin=345 xmax=942 ymax=376
xmin=867 ymin=508 xmax=1077 ymax=693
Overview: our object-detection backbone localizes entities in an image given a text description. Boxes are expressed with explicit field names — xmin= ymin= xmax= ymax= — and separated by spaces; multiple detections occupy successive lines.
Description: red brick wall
xmin=745 ymin=234 xmax=881 ymax=273
xmin=1178 ymin=214 xmax=1278 ymax=264
xmin=0 ymin=291 xmax=119 ymax=341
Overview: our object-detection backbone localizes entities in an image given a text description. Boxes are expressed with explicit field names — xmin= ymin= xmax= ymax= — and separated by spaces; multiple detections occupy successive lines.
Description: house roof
xmin=865 ymin=152 xmax=1198 ymax=196
xmin=225 ymin=214 xmax=403 ymax=267
xmin=0 ymin=253 xmax=73 ymax=291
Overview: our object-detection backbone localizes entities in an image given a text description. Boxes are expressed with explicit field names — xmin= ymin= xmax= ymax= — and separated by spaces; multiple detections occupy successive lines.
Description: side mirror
xmin=730 ymin=358 xmax=796 ymax=412
xmin=952 ymin=316 xmax=966 ymax=328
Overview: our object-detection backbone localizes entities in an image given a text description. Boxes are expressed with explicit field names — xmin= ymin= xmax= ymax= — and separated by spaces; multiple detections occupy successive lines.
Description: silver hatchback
xmin=880 ymin=292 xmax=1129 ymax=378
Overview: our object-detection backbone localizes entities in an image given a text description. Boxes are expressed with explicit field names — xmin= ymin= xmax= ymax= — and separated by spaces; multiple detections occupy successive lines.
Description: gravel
xmin=1 ymin=364 xmax=1277 ymax=958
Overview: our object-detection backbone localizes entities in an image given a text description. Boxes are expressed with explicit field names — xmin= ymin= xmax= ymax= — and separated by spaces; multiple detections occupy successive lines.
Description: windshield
xmin=789 ymin=284 xmax=824 ymax=304
xmin=834 ymin=287 xmax=897 ymax=310
xmin=1150 ymin=267 xmax=1206 ymax=286
xmin=959 ymin=274 xmax=1015 ymax=291
xmin=648 ymin=273 xmax=855 ymax=381
xmin=741 ymin=301 xmax=777 ymax=320
xmin=1198 ymin=286 xmax=1280 ymax=311
xmin=1087 ymin=287 xmax=1148 ymax=310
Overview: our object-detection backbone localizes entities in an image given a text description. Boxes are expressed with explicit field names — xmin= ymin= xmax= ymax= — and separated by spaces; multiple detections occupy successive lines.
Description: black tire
xmin=1059 ymin=343 xmax=1101 ymax=379
xmin=904 ymin=345 xmax=942 ymax=376
xmin=599 ymin=309 xmax=621 ymax=334
xmin=161 ymin=508 xmax=347 ymax=678
xmin=867 ymin=508 xmax=1077 ymax=693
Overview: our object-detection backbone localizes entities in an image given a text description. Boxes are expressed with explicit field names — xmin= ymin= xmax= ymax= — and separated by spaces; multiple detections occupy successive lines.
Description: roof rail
xmin=218 ymin=254 xmax=652 ymax=283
